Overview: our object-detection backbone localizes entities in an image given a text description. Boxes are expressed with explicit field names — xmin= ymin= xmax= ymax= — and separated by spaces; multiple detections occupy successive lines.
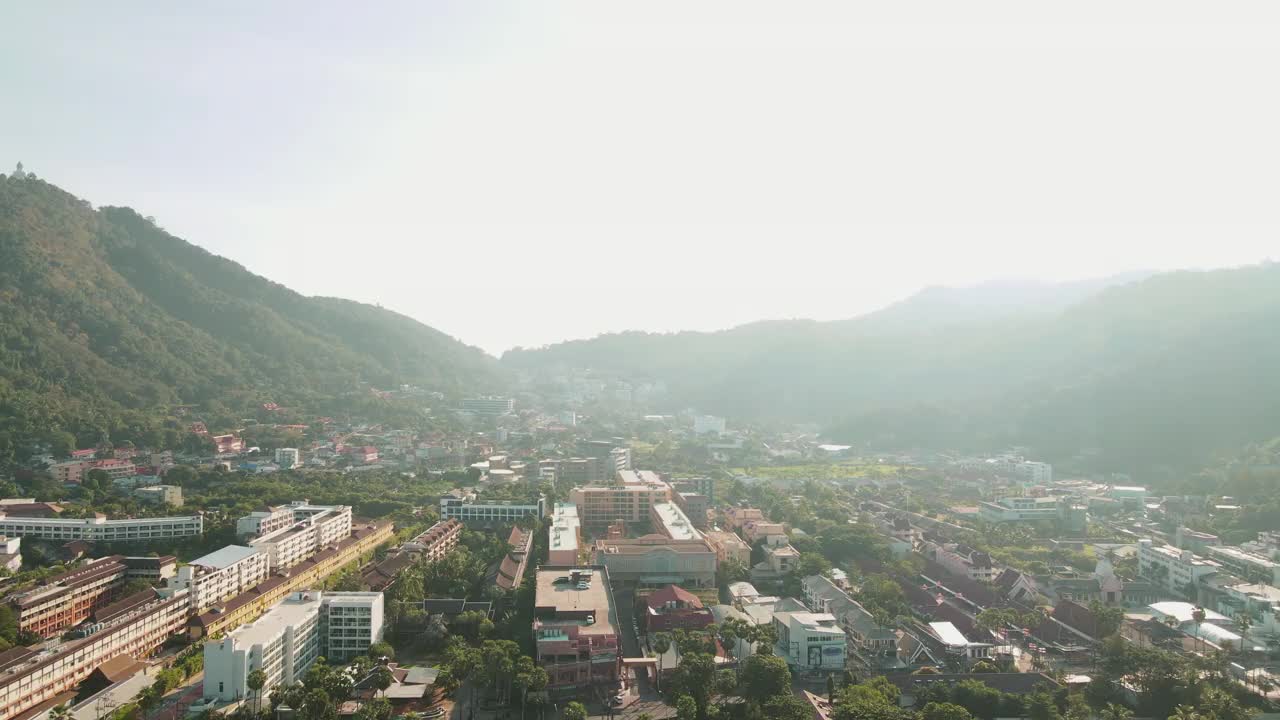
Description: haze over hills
xmin=505 ymin=265 xmax=1280 ymax=473
xmin=0 ymin=172 xmax=500 ymax=452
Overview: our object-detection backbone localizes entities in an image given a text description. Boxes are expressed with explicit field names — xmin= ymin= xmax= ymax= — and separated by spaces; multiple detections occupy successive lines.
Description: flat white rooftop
xmin=779 ymin=611 xmax=844 ymax=634
xmin=930 ymin=621 xmax=970 ymax=647
xmin=192 ymin=545 xmax=260 ymax=569
xmin=321 ymin=592 xmax=381 ymax=607
xmin=230 ymin=592 xmax=321 ymax=647
xmin=1207 ymin=545 xmax=1278 ymax=568
xmin=1149 ymin=602 xmax=1229 ymax=625
xmin=652 ymin=502 xmax=701 ymax=541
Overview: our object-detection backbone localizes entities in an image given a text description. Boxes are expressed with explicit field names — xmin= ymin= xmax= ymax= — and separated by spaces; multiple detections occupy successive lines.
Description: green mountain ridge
xmin=0 ymin=173 xmax=500 ymax=456
xmin=505 ymin=265 xmax=1280 ymax=475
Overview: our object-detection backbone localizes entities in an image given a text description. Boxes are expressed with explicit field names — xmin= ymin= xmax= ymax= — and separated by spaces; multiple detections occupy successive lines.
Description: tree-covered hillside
xmin=0 ymin=172 xmax=500 ymax=457
xmin=505 ymin=264 xmax=1280 ymax=473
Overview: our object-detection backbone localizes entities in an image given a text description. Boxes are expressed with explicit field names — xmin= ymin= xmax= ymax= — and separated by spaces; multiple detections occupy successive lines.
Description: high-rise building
xmin=166 ymin=546 xmax=271 ymax=613
xmin=548 ymin=504 xmax=581 ymax=566
xmin=568 ymin=470 xmax=671 ymax=528
xmin=534 ymin=567 xmax=621 ymax=691
xmin=439 ymin=489 xmax=546 ymax=525
xmin=204 ymin=591 xmax=386 ymax=702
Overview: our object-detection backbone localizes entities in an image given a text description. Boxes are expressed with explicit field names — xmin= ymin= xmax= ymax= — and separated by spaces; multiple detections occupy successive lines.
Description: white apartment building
xmin=440 ymin=489 xmax=547 ymax=525
xmin=168 ymin=545 xmax=271 ymax=613
xmin=204 ymin=591 xmax=385 ymax=702
xmin=1204 ymin=545 xmax=1280 ymax=586
xmin=322 ymin=592 xmax=386 ymax=662
xmin=548 ymin=504 xmax=581 ymax=565
xmin=248 ymin=505 xmax=352 ymax=571
xmin=979 ymin=496 xmax=1063 ymax=523
xmin=1138 ymin=539 xmax=1221 ymax=595
xmin=0 ymin=513 xmax=202 ymax=542
xmin=204 ymin=592 xmax=323 ymax=702
xmin=773 ymin=611 xmax=846 ymax=672
xmin=274 ymin=448 xmax=301 ymax=469
xmin=250 ymin=524 xmax=319 ymax=572
xmin=1014 ymin=461 xmax=1053 ymax=484
xmin=650 ymin=502 xmax=701 ymax=541
xmin=237 ymin=502 xmax=351 ymax=545
xmin=236 ymin=506 xmax=295 ymax=537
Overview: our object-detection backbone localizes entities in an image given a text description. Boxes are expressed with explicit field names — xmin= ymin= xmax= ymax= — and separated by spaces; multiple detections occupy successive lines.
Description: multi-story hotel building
xmin=1138 ymin=539 xmax=1222 ymax=595
xmin=48 ymin=459 xmax=136 ymax=485
xmin=548 ymin=504 xmax=581 ymax=566
xmin=439 ymin=489 xmax=547 ymax=526
xmin=236 ymin=506 xmax=296 ymax=538
xmin=541 ymin=457 xmax=605 ymax=487
xmin=204 ymin=591 xmax=385 ymax=703
xmin=592 ymin=536 xmax=717 ymax=587
xmin=650 ymin=502 xmax=702 ymax=541
xmin=248 ymin=505 xmax=353 ymax=572
xmin=167 ymin=546 xmax=271 ymax=613
xmin=237 ymin=502 xmax=351 ymax=541
xmin=401 ymin=519 xmax=463 ymax=562
xmin=569 ymin=471 xmax=671 ymax=529
xmin=1204 ymin=545 xmax=1280 ymax=586
xmin=533 ymin=567 xmax=622 ymax=692
xmin=189 ymin=521 xmax=394 ymax=641
xmin=673 ymin=492 xmax=710 ymax=529
xmin=0 ymin=513 xmax=202 ymax=542
xmin=249 ymin=523 xmax=318 ymax=573
xmin=11 ymin=556 xmax=128 ymax=638
xmin=0 ymin=590 xmax=190 ymax=720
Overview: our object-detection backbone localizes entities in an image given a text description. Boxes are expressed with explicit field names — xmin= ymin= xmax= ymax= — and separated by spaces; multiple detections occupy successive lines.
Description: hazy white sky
xmin=4 ymin=1 xmax=1279 ymax=355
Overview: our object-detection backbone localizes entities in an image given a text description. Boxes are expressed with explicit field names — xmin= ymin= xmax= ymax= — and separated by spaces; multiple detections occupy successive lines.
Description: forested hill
xmin=0 ymin=172 xmax=500 ymax=455
xmin=504 ymin=265 xmax=1280 ymax=473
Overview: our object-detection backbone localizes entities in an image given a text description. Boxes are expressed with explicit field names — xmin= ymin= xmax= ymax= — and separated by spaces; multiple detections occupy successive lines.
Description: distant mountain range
xmin=505 ymin=265 xmax=1280 ymax=474
xmin=0 ymin=172 xmax=499 ymax=455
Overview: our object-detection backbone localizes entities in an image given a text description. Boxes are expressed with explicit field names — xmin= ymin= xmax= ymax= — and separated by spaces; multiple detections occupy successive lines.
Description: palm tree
xmin=652 ymin=633 xmax=671 ymax=691
xmin=1192 ymin=606 xmax=1207 ymax=654
xmin=1235 ymin=613 xmax=1253 ymax=650
xmin=247 ymin=669 xmax=268 ymax=715
xmin=719 ymin=623 xmax=739 ymax=661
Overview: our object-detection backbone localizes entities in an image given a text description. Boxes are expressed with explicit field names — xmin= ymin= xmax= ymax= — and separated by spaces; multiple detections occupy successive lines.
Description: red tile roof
xmin=645 ymin=584 xmax=702 ymax=609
